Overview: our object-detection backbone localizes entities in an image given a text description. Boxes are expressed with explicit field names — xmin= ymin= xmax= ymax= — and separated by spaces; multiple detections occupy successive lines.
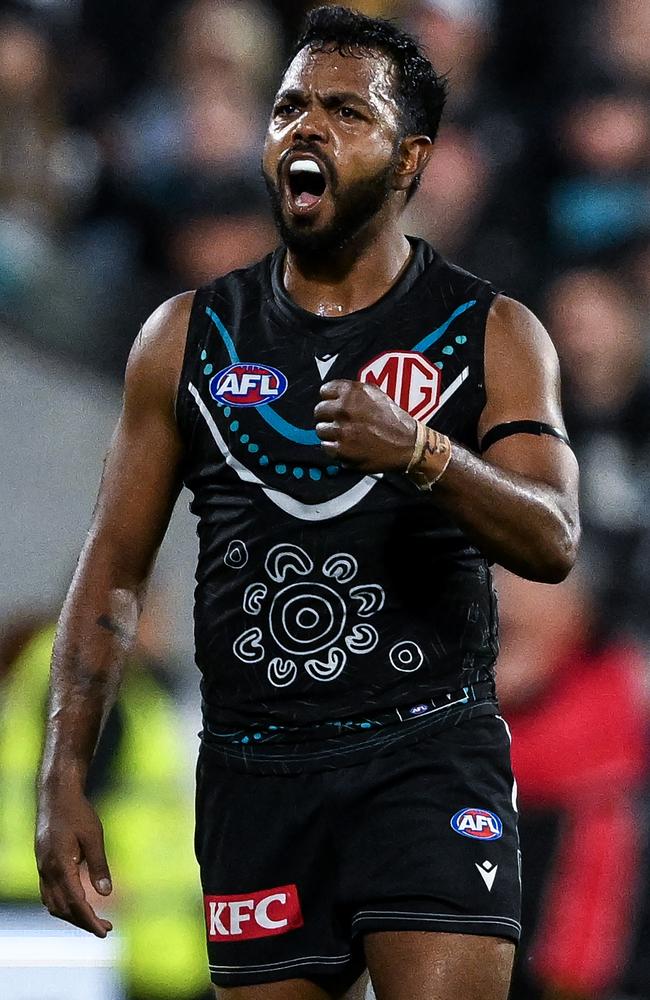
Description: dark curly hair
xmin=286 ymin=5 xmax=448 ymax=197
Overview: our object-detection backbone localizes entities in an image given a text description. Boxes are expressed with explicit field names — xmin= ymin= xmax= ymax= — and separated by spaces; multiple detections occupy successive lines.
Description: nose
xmin=291 ymin=106 xmax=327 ymax=145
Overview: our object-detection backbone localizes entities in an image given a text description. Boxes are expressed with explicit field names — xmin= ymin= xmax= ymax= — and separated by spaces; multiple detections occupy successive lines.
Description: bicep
xmin=88 ymin=405 xmax=183 ymax=585
xmin=478 ymin=295 xmax=579 ymax=495
xmin=81 ymin=296 xmax=191 ymax=587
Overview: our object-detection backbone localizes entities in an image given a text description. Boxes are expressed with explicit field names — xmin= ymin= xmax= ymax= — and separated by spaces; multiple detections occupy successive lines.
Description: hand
xmin=314 ymin=379 xmax=417 ymax=473
xmin=35 ymin=786 xmax=114 ymax=937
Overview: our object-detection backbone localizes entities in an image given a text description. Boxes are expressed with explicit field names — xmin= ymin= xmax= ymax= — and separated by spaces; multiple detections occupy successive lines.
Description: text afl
xmin=450 ymin=807 xmax=503 ymax=840
xmin=210 ymin=363 xmax=288 ymax=407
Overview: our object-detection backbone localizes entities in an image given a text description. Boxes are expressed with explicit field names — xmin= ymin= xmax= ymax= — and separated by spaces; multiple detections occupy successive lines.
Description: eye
xmin=274 ymin=102 xmax=299 ymax=117
xmin=339 ymin=106 xmax=362 ymax=120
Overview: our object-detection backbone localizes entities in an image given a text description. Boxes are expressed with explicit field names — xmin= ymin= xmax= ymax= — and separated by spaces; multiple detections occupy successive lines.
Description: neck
xmin=283 ymin=220 xmax=412 ymax=317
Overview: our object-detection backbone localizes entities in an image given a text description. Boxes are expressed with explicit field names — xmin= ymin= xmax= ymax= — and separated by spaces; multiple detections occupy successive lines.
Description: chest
xmin=196 ymin=295 xmax=484 ymax=441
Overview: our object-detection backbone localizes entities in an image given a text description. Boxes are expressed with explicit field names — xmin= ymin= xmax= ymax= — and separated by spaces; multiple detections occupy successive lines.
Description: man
xmin=35 ymin=7 xmax=580 ymax=1000
xmin=495 ymin=567 xmax=647 ymax=1000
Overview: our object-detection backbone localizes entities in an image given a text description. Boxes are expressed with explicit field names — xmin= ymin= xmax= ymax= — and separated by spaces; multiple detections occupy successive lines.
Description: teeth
xmin=289 ymin=159 xmax=322 ymax=175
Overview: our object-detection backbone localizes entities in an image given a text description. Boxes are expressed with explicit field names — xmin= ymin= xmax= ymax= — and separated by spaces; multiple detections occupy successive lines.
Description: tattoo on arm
xmin=96 ymin=614 xmax=133 ymax=643
xmin=415 ymin=428 xmax=450 ymax=468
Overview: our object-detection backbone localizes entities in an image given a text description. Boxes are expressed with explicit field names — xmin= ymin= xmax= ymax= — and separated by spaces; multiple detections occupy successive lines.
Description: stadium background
xmin=1 ymin=0 xmax=649 ymax=997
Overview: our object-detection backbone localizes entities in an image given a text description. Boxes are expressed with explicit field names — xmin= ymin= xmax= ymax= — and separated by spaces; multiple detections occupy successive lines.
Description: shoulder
xmin=125 ymin=290 xmax=196 ymax=410
xmin=479 ymin=294 xmax=565 ymax=437
xmin=136 ymin=290 xmax=195 ymax=356
xmin=486 ymin=294 xmax=560 ymax=377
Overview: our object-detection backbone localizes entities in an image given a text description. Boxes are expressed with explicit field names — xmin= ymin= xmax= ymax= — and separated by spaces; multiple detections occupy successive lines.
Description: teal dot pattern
xmin=196 ymin=323 xmax=468 ymax=481
xmin=197 ymin=347 xmax=347 ymax=481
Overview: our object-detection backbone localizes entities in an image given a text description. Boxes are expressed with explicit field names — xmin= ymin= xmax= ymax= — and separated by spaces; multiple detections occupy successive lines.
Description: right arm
xmin=35 ymin=291 xmax=193 ymax=937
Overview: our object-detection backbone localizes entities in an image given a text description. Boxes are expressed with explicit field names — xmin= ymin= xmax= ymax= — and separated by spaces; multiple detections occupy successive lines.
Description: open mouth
xmin=287 ymin=158 xmax=327 ymax=213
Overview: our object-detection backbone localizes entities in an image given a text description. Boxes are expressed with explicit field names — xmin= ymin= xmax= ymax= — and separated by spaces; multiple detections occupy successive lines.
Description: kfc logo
xmin=204 ymin=884 xmax=303 ymax=941
xmin=358 ymin=351 xmax=442 ymax=422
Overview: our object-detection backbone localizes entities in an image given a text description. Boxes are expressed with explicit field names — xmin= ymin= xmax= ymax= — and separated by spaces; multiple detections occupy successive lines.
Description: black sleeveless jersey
xmin=176 ymin=237 xmax=500 ymax=765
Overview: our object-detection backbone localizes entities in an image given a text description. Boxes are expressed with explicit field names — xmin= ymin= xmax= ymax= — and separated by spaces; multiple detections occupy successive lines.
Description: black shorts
xmin=194 ymin=713 xmax=521 ymax=989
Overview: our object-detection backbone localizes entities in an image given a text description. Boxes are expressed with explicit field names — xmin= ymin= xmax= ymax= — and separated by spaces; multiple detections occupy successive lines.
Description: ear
xmin=393 ymin=135 xmax=434 ymax=193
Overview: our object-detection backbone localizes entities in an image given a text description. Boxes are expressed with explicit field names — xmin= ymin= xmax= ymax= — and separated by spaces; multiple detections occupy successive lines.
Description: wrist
xmin=405 ymin=423 xmax=452 ymax=490
xmin=405 ymin=420 xmax=427 ymax=473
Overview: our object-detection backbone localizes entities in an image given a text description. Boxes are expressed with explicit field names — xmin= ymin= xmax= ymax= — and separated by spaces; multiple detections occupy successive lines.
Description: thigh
xmin=339 ymin=714 xmax=522 ymax=946
xmin=195 ymin=747 xmax=365 ymax=991
xmin=213 ymin=970 xmax=369 ymax=999
xmin=365 ymin=931 xmax=514 ymax=1000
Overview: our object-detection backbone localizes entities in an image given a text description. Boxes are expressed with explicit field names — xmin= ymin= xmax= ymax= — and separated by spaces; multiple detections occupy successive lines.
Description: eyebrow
xmin=274 ymin=88 xmax=372 ymax=111
xmin=321 ymin=90 xmax=372 ymax=109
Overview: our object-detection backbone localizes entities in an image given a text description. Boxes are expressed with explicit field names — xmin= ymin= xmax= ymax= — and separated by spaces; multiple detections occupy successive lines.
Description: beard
xmin=263 ymin=156 xmax=398 ymax=258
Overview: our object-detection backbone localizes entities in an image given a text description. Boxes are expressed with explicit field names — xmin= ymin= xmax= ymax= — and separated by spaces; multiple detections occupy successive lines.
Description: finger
xmin=55 ymin=867 xmax=113 ymax=936
xmin=320 ymin=440 xmax=340 ymax=457
xmin=80 ymin=827 xmax=112 ymax=896
xmin=61 ymin=891 xmax=113 ymax=937
xmin=44 ymin=882 xmax=90 ymax=931
xmin=39 ymin=875 xmax=56 ymax=914
xmin=319 ymin=379 xmax=348 ymax=400
xmin=313 ymin=399 xmax=341 ymax=422
xmin=49 ymin=896 xmax=113 ymax=938
xmin=315 ymin=421 xmax=340 ymax=442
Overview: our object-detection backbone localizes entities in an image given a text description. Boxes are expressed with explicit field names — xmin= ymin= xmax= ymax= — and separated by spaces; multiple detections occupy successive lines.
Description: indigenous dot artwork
xmin=199 ymin=350 xmax=342 ymax=480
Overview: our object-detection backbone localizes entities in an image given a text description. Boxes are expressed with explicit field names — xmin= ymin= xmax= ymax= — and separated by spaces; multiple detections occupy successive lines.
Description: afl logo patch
xmin=210 ymin=363 xmax=288 ymax=407
xmin=358 ymin=352 xmax=441 ymax=422
xmin=451 ymin=808 xmax=503 ymax=840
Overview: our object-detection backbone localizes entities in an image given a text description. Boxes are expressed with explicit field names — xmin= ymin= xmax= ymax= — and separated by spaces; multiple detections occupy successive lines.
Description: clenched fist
xmin=314 ymin=379 xmax=417 ymax=473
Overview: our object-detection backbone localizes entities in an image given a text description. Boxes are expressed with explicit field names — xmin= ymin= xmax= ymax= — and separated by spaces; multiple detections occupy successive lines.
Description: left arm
xmin=313 ymin=295 xmax=580 ymax=583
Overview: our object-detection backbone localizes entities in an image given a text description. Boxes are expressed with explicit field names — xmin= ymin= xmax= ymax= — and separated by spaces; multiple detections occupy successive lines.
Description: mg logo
xmin=358 ymin=351 xmax=441 ymax=422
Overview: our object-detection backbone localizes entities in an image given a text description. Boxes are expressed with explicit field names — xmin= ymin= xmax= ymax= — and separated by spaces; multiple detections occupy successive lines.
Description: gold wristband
xmin=406 ymin=426 xmax=452 ymax=490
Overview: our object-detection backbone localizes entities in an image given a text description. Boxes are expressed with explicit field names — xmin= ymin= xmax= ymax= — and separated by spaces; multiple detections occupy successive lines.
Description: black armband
xmin=479 ymin=420 xmax=570 ymax=454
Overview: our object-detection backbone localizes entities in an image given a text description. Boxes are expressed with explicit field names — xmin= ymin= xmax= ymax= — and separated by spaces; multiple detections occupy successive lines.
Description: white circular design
xmin=322 ymin=553 xmax=358 ymax=583
xmin=269 ymin=582 xmax=346 ymax=656
xmin=305 ymin=647 xmax=346 ymax=681
xmin=224 ymin=539 xmax=248 ymax=569
xmin=268 ymin=657 xmax=297 ymax=688
xmin=265 ymin=543 xmax=313 ymax=583
xmin=389 ymin=640 xmax=424 ymax=673
xmin=296 ymin=606 xmax=319 ymax=628
xmin=350 ymin=584 xmax=385 ymax=617
xmin=230 ymin=540 xmax=393 ymax=691
xmin=345 ymin=624 xmax=379 ymax=654
xmin=232 ymin=627 xmax=264 ymax=663
xmin=243 ymin=582 xmax=267 ymax=615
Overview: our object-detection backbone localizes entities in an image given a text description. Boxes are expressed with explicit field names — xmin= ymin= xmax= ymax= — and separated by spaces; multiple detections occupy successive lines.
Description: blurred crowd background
xmin=1 ymin=0 xmax=649 ymax=998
